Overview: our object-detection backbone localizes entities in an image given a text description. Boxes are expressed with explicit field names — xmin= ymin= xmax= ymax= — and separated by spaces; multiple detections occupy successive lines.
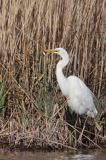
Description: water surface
xmin=0 ymin=149 xmax=106 ymax=160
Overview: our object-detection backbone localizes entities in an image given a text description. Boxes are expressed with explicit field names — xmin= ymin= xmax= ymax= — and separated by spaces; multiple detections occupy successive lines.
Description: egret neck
xmin=56 ymin=57 xmax=69 ymax=97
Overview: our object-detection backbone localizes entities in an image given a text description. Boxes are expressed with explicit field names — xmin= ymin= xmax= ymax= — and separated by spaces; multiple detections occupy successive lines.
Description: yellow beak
xmin=44 ymin=49 xmax=59 ymax=54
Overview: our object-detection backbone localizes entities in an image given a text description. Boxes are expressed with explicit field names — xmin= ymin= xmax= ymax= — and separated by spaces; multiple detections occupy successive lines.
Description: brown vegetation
xmin=0 ymin=0 xmax=106 ymax=150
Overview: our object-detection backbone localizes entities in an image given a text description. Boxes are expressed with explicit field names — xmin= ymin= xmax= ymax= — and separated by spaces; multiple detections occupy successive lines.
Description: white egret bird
xmin=44 ymin=48 xmax=97 ymax=118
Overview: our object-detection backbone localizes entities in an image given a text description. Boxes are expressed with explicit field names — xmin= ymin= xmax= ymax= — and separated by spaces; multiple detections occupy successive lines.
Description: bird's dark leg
xmin=74 ymin=114 xmax=79 ymax=147
xmin=77 ymin=115 xmax=88 ymax=145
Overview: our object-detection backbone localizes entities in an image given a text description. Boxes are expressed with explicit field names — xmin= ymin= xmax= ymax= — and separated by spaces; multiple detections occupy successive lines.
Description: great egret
xmin=44 ymin=48 xmax=97 ymax=118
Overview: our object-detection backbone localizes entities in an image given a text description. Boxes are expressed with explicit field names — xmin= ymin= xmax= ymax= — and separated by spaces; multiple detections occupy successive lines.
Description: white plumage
xmin=45 ymin=48 xmax=97 ymax=118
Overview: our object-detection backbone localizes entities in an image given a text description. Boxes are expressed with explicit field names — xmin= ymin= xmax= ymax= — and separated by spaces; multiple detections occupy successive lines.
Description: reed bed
xmin=0 ymin=0 xmax=106 ymax=150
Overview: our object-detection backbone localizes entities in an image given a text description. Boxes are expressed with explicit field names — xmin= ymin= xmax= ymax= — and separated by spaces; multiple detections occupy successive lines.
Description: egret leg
xmin=74 ymin=114 xmax=79 ymax=147
xmin=77 ymin=116 xmax=88 ymax=144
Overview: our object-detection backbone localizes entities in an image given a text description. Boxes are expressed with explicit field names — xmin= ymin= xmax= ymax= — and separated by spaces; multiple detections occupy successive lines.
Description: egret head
xmin=44 ymin=48 xmax=69 ymax=59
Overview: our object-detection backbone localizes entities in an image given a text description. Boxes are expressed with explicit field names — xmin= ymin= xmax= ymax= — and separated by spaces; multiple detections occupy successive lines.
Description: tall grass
xmin=0 ymin=0 xmax=105 ymax=149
